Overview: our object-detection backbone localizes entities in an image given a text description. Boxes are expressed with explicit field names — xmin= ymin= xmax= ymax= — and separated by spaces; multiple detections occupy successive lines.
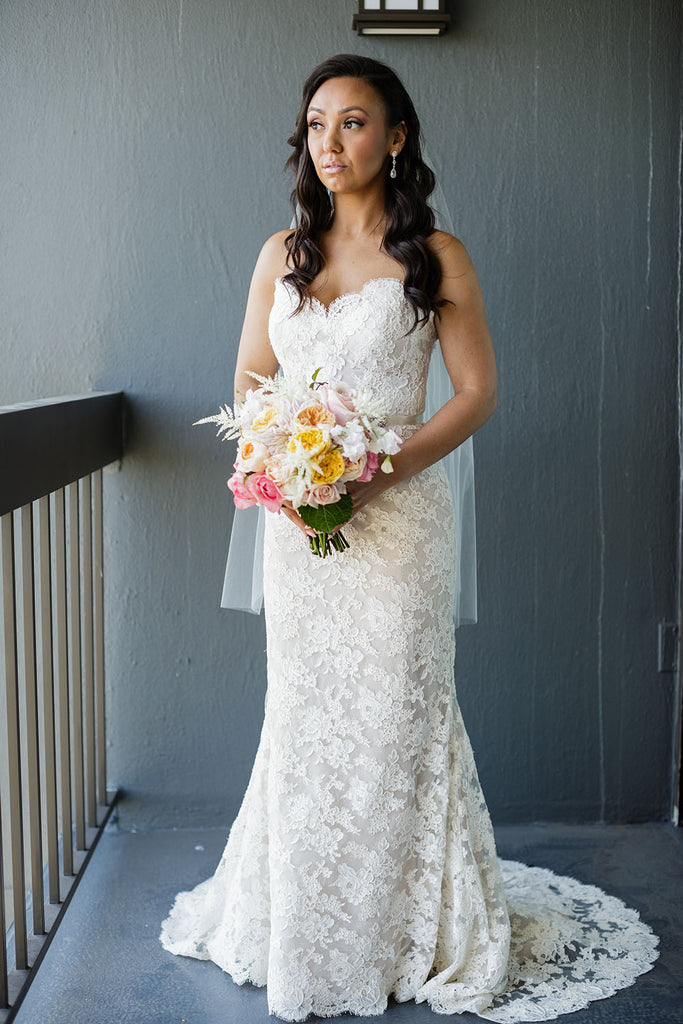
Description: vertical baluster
xmin=67 ymin=482 xmax=85 ymax=852
xmin=53 ymin=489 xmax=73 ymax=877
xmin=93 ymin=470 xmax=106 ymax=808
xmin=81 ymin=476 xmax=96 ymax=829
xmin=1 ymin=512 xmax=28 ymax=970
xmin=20 ymin=504 xmax=45 ymax=935
xmin=0 ymin=793 xmax=8 ymax=1008
xmin=38 ymin=495 xmax=59 ymax=904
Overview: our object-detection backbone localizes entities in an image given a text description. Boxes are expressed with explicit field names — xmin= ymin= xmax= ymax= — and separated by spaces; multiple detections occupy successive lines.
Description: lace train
xmin=476 ymin=861 xmax=659 ymax=1023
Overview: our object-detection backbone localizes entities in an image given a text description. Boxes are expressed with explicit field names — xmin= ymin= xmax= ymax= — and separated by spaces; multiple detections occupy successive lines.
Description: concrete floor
xmin=10 ymin=822 xmax=683 ymax=1024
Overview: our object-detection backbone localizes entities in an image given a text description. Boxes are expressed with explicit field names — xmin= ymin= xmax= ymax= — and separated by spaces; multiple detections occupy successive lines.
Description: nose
xmin=322 ymin=127 xmax=342 ymax=153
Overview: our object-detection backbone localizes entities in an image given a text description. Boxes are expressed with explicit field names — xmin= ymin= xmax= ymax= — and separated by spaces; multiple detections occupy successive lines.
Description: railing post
xmin=0 ymin=793 xmax=7 ymax=1008
xmin=38 ymin=494 xmax=60 ymax=905
xmin=93 ymin=469 xmax=106 ymax=808
xmin=67 ymin=482 xmax=86 ymax=853
xmin=1 ymin=512 xmax=28 ymax=971
xmin=81 ymin=475 xmax=97 ymax=830
xmin=53 ymin=488 xmax=73 ymax=878
xmin=20 ymin=503 xmax=45 ymax=936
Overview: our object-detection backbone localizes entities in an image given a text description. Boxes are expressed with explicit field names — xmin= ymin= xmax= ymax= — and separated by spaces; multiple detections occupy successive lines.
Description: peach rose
xmin=296 ymin=403 xmax=335 ymax=429
xmin=237 ymin=437 xmax=267 ymax=473
xmin=251 ymin=406 xmax=278 ymax=433
xmin=339 ymin=455 xmax=367 ymax=482
xmin=264 ymin=454 xmax=289 ymax=486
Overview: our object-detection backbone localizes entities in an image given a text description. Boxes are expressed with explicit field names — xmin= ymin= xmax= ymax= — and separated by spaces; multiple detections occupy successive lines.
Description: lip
xmin=322 ymin=163 xmax=346 ymax=173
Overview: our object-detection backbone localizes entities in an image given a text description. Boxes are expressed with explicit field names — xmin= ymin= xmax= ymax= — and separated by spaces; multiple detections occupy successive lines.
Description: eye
xmin=307 ymin=119 xmax=323 ymax=130
xmin=343 ymin=118 xmax=363 ymax=129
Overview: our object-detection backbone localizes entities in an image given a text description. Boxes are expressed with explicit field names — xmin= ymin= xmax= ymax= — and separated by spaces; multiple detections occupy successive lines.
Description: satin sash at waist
xmin=386 ymin=412 xmax=424 ymax=427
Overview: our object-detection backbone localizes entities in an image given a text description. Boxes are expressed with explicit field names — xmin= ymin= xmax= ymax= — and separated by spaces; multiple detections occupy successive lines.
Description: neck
xmin=327 ymin=187 xmax=388 ymax=240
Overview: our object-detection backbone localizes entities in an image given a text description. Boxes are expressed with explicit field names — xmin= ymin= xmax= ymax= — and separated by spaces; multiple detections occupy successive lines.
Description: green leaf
xmin=298 ymin=493 xmax=353 ymax=533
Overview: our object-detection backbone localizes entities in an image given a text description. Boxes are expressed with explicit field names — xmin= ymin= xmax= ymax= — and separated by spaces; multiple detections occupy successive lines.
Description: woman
xmin=161 ymin=54 xmax=657 ymax=1021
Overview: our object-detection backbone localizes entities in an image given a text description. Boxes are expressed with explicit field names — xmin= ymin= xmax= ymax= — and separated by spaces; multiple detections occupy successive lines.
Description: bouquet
xmin=196 ymin=370 xmax=402 ymax=556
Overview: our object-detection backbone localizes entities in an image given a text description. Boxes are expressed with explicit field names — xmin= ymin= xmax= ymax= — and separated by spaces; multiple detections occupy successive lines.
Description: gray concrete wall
xmin=1 ymin=0 xmax=680 ymax=828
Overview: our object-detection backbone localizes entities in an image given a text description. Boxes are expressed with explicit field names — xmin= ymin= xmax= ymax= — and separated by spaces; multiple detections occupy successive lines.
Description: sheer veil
xmin=425 ymin=160 xmax=477 ymax=626
xmin=220 ymin=161 xmax=478 ymax=627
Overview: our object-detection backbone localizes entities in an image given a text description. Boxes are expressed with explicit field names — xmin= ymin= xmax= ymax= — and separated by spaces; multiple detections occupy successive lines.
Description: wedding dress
xmin=160 ymin=276 xmax=658 ymax=1021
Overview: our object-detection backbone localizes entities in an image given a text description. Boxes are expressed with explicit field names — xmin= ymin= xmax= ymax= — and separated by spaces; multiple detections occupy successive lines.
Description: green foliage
xmin=299 ymin=492 xmax=353 ymax=533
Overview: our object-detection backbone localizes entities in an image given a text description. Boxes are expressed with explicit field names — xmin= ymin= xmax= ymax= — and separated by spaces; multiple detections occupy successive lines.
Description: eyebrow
xmin=307 ymin=106 xmax=370 ymax=116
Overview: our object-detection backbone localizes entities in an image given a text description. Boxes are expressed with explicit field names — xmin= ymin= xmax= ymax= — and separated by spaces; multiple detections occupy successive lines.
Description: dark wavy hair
xmin=284 ymin=54 xmax=445 ymax=329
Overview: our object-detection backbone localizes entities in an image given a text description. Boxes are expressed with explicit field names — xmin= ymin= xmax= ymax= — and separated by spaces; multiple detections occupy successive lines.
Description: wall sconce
xmin=352 ymin=0 xmax=450 ymax=36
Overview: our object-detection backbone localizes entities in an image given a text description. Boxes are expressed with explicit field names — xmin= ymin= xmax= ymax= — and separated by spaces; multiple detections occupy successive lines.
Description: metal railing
xmin=0 ymin=393 xmax=124 ymax=1021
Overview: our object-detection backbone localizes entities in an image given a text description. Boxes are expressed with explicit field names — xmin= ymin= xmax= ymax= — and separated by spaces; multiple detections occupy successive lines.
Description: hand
xmin=281 ymin=501 xmax=316 ymax=538
xmin=341 ymin=470 xmax=395 ymax=526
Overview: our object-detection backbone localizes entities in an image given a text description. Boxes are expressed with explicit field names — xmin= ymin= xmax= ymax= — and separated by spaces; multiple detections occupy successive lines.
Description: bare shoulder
xmin=254 ymin=229 xmax=292 ymax=284
xmin=236 ymin=231 xmax=292 ymax=384
xmin=427 ymin=230 xmax=475 ymax=281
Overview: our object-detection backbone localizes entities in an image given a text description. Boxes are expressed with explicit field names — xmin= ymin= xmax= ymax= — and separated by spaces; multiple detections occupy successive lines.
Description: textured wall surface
xmin=1 ymin=0 xmax=680 ymax=827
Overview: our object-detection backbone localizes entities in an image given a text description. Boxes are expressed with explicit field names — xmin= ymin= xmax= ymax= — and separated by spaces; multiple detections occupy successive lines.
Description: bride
xmin=161 ymin=54 xmax=658 ymax=1022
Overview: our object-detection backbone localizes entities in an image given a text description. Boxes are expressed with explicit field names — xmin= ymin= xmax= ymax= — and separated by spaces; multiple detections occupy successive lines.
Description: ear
xmin=391 ymin=120 xmax=408 ymax=154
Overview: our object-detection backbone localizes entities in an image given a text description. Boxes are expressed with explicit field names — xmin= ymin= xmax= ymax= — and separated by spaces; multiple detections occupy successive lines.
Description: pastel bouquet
xmin=196 ymin=370 xmax=402 ymax=556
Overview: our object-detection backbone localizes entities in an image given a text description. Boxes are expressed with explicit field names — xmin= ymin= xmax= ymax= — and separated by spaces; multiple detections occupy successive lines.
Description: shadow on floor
xmin=11 ymin=823 xmax=683 ymax=1024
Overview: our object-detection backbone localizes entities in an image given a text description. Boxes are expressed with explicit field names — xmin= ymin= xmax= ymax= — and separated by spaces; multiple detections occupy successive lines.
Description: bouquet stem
xmin=309 ymin=530 xmax=349 ymax=558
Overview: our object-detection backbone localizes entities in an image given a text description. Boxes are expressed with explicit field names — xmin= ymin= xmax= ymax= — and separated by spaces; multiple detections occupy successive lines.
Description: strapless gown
xmin=160 ymin=277 xmax=658 ymax=1021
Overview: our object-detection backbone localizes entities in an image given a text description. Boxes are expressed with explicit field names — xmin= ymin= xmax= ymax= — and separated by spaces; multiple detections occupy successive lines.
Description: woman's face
xmin=306 ymin=76 xmax=405 ymax=195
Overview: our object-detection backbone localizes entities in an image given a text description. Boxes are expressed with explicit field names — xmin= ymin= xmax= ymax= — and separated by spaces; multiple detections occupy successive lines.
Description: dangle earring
xmin=390 ymin=150 xmax=398 ymax=179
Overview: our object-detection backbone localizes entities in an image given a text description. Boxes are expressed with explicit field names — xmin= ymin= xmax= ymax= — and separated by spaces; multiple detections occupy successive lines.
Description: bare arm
xmin=233 ymin=230 xmax=290 ymax=402
xmin=233 ymin=231 xmax=316 ymax=538
xmin=347 ymin=232 xmax=497 ymax=513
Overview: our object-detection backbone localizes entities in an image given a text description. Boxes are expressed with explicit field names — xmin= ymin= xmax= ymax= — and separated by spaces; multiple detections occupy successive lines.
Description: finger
xmin=283 ymin=507 xmax=315 ymax=538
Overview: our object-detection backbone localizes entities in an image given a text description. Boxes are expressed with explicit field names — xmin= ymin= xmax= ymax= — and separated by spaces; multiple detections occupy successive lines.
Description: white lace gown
xmin=161 ymin=277 xmax=658 ymax=1021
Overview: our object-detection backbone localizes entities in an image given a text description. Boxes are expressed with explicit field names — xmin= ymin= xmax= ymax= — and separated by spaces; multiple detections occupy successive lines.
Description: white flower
xmin=380 ymin=429 xmax=402 ymax=455
xmin=331 ymin=420 xmax=366 ymax=462
xmin=281 ymin=467 xmax=308 ymax=507
xmin=238 ymin=385 xmax=273 ymax=423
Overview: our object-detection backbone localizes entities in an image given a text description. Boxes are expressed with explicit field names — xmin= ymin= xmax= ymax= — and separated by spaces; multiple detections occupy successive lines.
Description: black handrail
xmin=0 ymin=391 xmax=124 ymax=1019
xmin=0 ymin=393 xmax=125 ymax=517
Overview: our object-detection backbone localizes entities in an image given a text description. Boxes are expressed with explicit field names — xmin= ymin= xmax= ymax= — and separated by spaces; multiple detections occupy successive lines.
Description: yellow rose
xmin=311 ymin=449 xmax=345 ymax=485
xmin=288 ymin=429 xmax=327 ymax=456
xmin=251 ymin=406 xmax=277 ymax=433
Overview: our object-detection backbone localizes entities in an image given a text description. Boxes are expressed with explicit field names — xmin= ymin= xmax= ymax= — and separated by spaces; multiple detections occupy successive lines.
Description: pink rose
xmin=227 ymin=471 xmax=257 ymax=510
xmin=245 ymin=473 xmax=284 ymax=514
xmin=318 ymin=384 xmax=356 ymax=426
xmin=307 ymin=484 xmax=340 ymax=507
xmin=357 ymin=451 xmax=378 ymax=482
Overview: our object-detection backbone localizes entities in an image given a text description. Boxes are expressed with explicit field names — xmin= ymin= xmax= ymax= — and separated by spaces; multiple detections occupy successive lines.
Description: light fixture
xmin=352 ymin=0 xmax=450 ymax=36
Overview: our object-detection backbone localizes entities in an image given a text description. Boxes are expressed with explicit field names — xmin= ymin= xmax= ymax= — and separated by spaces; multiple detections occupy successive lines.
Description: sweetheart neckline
xmin=274 ymin=275 xmax=405 ymax=316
